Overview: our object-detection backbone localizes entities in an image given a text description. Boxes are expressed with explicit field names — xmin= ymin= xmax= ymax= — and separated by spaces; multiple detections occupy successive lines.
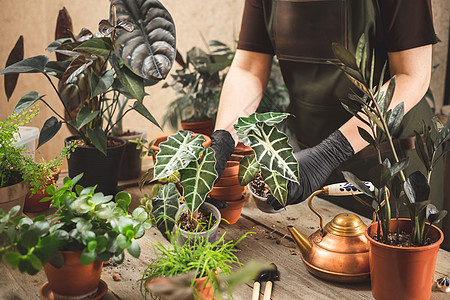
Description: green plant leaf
xmin=426 ymin=204 xmax=447 ymax=225
xmin=383 ymin=76 xmax=396 ymax=114
xmin=116 ymin=191 xmax=132 ymax=212
xmin=340 ymin=102 xmax=370 ymax=127
xmin=87 ymin=240 xmax=98 ymax=252
xmin=404 ymin=171 xmax=430 ymax=203
xmin=4 ymin=35 xmax=24 ymax=100
xmin=357 ymin=126 xmax=376 ymax=147
xmin=127 ymin=240 xmax=141 ymax=258
xmin=80 ymin=248 xmax=96 ymax=265
xmin=86 ymin=127 xmax=107 ymax=155
xmin=3 ymin=252 xmax=21 ymax=268
xmin=180 ymin=147 xmax=218 ymax=214
xmin=367 ymin=110 xmax=385 ymax=133
xmin=61 ymin=55 xmax=93 ymax=85
xmin=342 ymin=171 xmax=374 ymax=197
xmin=90 ymin=69 xmax=114 ymax=98
xmin=238 ymin=155 xmax=260 ymax=186
xmin=153 ymin=130 xmax=205 ymax=181
xmin=260 ymin=166 xmax=287 ymax=207
xmin=75 ymin=37 xmax=112 ymax=57
xmin=387 ymin=102 xmax=404 ymax=135
xmin=19 ymin=230 xmax=39 ymax=248
xmin=132 ymin=101 xmax=161 ymax=129
xmin=434 ymin=121 xmax=450 ymax=148
xmin=76 ymin=106 xmax=99 ymax=130
xmin=355 ymin=34 xmax=365 ymax=69
xmin=117 ymin=234 xmax=132 ymax=249
xmin=110 ymin=54 xmax=145 ymax=101
xmin=38 ymin=117 xmax=62 ymax=148
xmin=234 ymin=112 xmax=290 ymax=137
xmin=246 ymin=123 xmax=299 ymax=183
xmin=331 ymin=42 xmax=358 ymax=70
xmin=13 ymin=91 xmax=44 ymax=114
xmin=0 ymin=55 xmax=49 ymax=74
xmin=368 ymin=163 xmax=391 ymax=189
xmin=414 ymin=131 xmax=430 ymax=171
xmin=111 ymin=0 xmax=176 ymax=81
xmin=151 ymin=183 xmax=179 ymax=239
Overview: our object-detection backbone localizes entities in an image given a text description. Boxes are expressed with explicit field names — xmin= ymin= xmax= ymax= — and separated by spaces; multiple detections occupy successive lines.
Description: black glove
xmin=266 ymin=130 xmax=354 ymax=210
xmin=210 ymin=130 xmax=235 ymax=179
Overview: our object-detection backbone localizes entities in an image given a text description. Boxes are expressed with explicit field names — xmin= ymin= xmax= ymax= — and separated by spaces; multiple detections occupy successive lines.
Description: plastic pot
xmin=219 ymin=195 xmax=247 ymax=225
xmin=66 ymin=136 xmax=125 ymax=195
xmin=42 ymin=250 xmax=103 ymax=300
xmin=174 ymin=202 xmax=221 ymax=244
xmin=181 ymin=118 xmax=214 ymax=137
xmin=247 ymin=184 xmax=283 ymax=214
xmin=24 ymin=168 xmax=60 ymax=213
xmin=115 ymin=127 xmax=147 ymax=181
xmin=0 ymin=180 xmax=28 ymax=215
xmin=366 ymin=219 xmax=444 ymax=300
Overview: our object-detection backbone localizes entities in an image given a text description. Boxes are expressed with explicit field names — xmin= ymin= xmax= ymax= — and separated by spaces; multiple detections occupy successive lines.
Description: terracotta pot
xmin=210 ymin=185 xmax=245 ymax=201
xmin=221 ymin=161 xmax=239 ymax=178
xmin=43 ymin=250 xmax=103 ymax=299
xmin=233 ymin=142 xmax=253 ymax=156
xmin=219 ymin=195 xmax=247 ymax=225
xmin=24 ymin=168 xmax=60 ymax=213
xmin=181 ymin=118 xmax=214 ymax=137
xmin=366 ymin=219 xmax=444 ymax=300
xmin=194 ymin=276 xmax=215 ymax=300
xmin=214 ymin=174 xmax=239 ymax=187
xmin=150 ymin=133 xmax=212 ymax=154
xmin=0 ymin=180 xmax=28 ymax=215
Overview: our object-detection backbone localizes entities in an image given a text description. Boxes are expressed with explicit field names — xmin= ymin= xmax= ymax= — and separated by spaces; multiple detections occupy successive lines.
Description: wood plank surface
xmin=1 ymin=179 xmax=449 ymax=299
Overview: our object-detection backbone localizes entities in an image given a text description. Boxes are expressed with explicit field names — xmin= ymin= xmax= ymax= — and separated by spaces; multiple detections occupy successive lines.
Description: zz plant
xmin=331 ymin=34 xmax=449 ymax=246
xmin=235 ymin=112 xmax=299 ymax=208
xmin=0 ymin=174 xmax=151 ymax=275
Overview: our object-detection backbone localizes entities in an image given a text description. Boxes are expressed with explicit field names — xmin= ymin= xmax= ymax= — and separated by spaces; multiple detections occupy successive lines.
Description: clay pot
xmin=181 ymin=118 xmax=214 ymax=137
xmin=150 ymin=133 xmax=212 ymax=154
xmin=24 ymin=168 xmax=60 ymax=213
xmin=219 ymin=196 xmax=247 ymax=225
xmin=366 ymin=219 xmax=444 ymax=300
xmin=220 ymin=161 xmax=239 ymax=177
xmin=209 ymin=185 xmax=245 ymax=201
xmin=214 ymin=174 xmax=239 ymax=187
xmin=42 ymin=250 xmax=103 ymax=299
xmin=0 ymin=180 xmax=28 ymax=215
xmin=194 ymin=276 xmax=215 ymax=299
xmin=233 ymin=142 xmax=253 ymax=156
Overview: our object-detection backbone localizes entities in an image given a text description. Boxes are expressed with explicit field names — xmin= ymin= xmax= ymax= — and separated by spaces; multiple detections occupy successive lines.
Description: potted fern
xmin=332 ymin=35 xmax=449 ymax=299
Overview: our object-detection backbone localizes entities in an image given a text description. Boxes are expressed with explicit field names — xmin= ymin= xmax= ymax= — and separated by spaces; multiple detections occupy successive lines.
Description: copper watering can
xmin=287 ymin=182 xmax=375 ymax=283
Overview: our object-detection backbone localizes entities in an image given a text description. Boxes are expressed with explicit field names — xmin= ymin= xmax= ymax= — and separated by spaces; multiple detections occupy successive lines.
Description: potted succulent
xmin=141 ymin=231 xmax=250 ymax=300
xmin=0 ymin=173 xmax=151 ymax=299
xmin=140 ymin=130 xmax=220 ymax=243
xmin=0 ymin=0 xmax=176 ymax=194
xmin=162 ymin=41 xmax=233 ymax=136
xmin=332 ymin=35 xmax=449 ymax=299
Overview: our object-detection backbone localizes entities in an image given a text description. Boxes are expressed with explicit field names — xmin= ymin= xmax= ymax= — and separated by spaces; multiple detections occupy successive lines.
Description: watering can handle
xmin=307 ymin=182 xmax=375 ymax=235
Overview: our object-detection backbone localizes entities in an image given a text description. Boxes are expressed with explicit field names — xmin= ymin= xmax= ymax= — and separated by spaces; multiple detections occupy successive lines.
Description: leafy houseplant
xmin=141 ymin=231 xmax=249 ymax=300
xmin=140 ymin=130 xmax=219 ymax=241
xmin=162 ymin=41 xmax=233 ymax=135
xmin=331 ymin=34 xmax=449 ymax=299
xmin=0 ymin=174 xmax=151 ymax=297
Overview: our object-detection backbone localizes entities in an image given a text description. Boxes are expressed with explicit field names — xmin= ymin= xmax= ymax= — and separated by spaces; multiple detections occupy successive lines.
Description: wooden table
xmin=1 ymin=180 xmax=449 ymax=300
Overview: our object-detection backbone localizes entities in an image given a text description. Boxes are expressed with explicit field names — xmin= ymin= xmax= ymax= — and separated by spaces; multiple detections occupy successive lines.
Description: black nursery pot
xmin=65 ymin=136 xmax=126 ymax=195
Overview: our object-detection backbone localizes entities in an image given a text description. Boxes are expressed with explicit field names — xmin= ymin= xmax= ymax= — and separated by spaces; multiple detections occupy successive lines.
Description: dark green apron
xmin=262 ymin=0 xmax=443 ymax=217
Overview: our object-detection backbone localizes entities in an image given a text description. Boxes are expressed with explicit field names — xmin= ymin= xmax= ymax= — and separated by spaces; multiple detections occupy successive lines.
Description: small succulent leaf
xmin=20 ymin=230 xmax=39 ymax=248
xmin=115 ymin=191 xmax=132 ymax=212
xmin=80 ymin=248 xmax=96 ymax=265
xmin=331 ymin=42 xmax=358 ymax=70
xmin=75 ymin=37 xmax=112 ymax=57
xmin=98 ymin=19 xmax=115 ymax=36
xmin=426 ymin=205 xmax=447 ymax=225
xmin=238 ymin=154 xmax=260 ymax=186
xmin=127 ymin=240 xmax=141 ymax=258
xmin=153 ymin=130 xmax=205 ymax=181
xmin=61 ymin=55 xmax=93 ymax=85
xmin=355 ymin=34 xmax=365 ymax=69
xmin=414 ymin=131 xmax=430 ymax=171
xmin=246 ymin=123 xmax=299 ymax=183
xmin=76 ymin=106 xmax=99 ymax=130
xmin=4 ymin=35 xmax=24 ymax=100
xmin=340 ymin=102 xmax=370 ymax=127
xmin=404 ymin=171 xmax=430 ymax=203
xmin=90 ymin=69 xmax=114 ymax=98
xmin=13 ymin=91 xmax=43 ymax=114
xmin=387 ymin=102 xmax=404 ymax=135
xmin=151 ymin=182 xmax=179 ymax=239
xmin=86 ymin=127 xmax=107 ymax=156
xmin=367 ymin=110 xmax=385 ymax=133
xmin=111 ymin=0 xmax=176 ymax=80
xmin=132 ymin=101 xmax=161 ymax=129
xmin=368 ymin=163 xmax=391 ymax=189
xmin=233 ymin=112 xmax=290 ymax=137
xmin=260 ymin=166 xmax=287 ymax=207
xmin=383 ymin=76 xmax=396 ymax=114
xmin=3 ymin=252 xmax=21 ymax=268
xmin=38 ymin=117 xmax=62 ymax=148
xmin=179 ymin=147 xmax=218 ymax=214
xmin=342 ymin=171 xmax=374 ymax=197
xmin=344 ymin=72 xmax=371 ymax=97
xmin=110 ymin=54 xmax=145 ymax=101
xmin=434 ymin=121 xmax=450 ymax=148
xmin=357 ymin=126 xmax=376 ymax=147
xmin=0 ymin=55 xmax=49 ymax=74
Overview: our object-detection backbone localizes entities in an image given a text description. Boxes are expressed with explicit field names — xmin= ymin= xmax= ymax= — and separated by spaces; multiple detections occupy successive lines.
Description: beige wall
xmin=0 ymin=0 xmax=449 ymax=168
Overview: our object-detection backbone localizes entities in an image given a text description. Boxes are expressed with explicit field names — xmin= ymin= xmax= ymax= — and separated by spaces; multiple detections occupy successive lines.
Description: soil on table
xmin=249 ymin=174 xmax=272 ymax=198
xmin=371 ymin=231 xmax=435 ymax=247
xmin=72 ymin=138 xmax=123 ymax=148
xmin=178 ymin=208 xmax=217 ymax=232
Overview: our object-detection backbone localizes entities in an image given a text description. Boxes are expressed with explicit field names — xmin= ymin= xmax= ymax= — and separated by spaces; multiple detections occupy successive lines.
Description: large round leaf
xmin=111 ymin=0 xmax=176 ymax=81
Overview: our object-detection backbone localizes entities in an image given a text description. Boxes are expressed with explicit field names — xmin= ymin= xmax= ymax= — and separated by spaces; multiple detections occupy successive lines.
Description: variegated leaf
xmin=260 ymin=166 xmax=287 ymax=207
xmin=179 ymin=147 xmax=218 ymax=214
xmin=247 ymin=123 xmax=299 ymax=183
xmin=238 ymin=154 xmax=260 ymax=186
xmin=111 ymin=0 xmax=176 ymax=81
xmin=151 ymin=182 xmax=179 ymax=240
xmin=153 ymin=130 xmax=205 ymax=181
xmin=234 ymin=112 xmax=290 ymax=137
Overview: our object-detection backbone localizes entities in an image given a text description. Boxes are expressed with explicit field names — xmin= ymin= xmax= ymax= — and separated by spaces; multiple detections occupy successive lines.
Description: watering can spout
xmin=287 ymin=225 xmax=312 ymax=258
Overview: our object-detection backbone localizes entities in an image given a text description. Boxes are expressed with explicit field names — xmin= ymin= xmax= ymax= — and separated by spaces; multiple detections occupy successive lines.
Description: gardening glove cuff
xmin=267 ymin=130 xmax=354 ymax=210
xmin=210 ymin=130 xmax=235 ymax=179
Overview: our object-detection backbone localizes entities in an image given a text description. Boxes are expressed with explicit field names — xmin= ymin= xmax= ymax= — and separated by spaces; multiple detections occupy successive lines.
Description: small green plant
xmin=140 ymin=231 xmax=250 ymax=299
xmin=0 ymin=174 xmax=152 ymax=275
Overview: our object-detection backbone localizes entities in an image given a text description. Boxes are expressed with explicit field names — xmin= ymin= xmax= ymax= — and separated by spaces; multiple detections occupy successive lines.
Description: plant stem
xmin=43 ymin=72 xmax=73 ymax=120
